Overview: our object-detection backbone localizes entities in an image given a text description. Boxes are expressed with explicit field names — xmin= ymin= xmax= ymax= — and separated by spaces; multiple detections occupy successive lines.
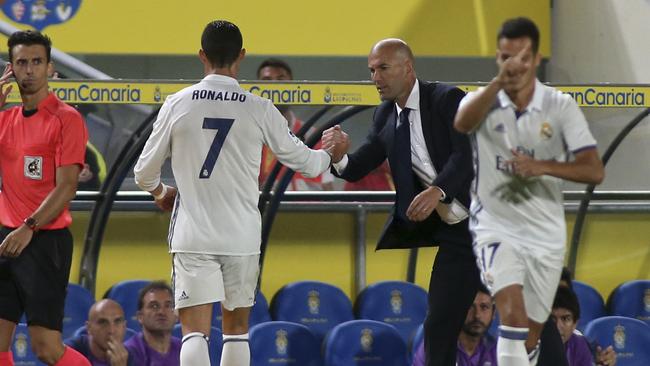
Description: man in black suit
xmin=323 ymin=38 xmax=480 ymax=366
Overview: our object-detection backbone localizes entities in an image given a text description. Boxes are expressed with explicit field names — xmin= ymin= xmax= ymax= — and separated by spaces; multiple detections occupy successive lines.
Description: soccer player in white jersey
xmin=453 ymin=17 xmax=604 ymax=366
xmin=133 ymin=20 xmax=344 ymax=366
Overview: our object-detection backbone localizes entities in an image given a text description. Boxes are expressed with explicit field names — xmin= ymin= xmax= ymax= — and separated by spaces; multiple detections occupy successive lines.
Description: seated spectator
xmin=413 ymin=285 xmax=496 ymax=366
xmin=124 ymin=281 xmax=181 ymax=365
xmin=65 ymin=299 xmax=134 ymax=366
xmin=556 ymin=269 xmax=616 ymax=366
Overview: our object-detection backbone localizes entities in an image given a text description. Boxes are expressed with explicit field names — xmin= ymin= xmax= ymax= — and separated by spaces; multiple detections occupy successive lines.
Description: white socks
xmin=180 ymin=332 xmax=210 ymax=366
xmin=497 ymin=325 xmax=530 ymax=366
xmin=220 ymin=333 xmax=250 ymax=366
xmin=527 ymin=340 xmax=540 ymax=366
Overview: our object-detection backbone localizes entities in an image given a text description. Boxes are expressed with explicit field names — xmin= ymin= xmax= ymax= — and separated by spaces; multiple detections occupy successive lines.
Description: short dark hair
xmin=477 ymin=283 xmax=490 ymax=297
xmin=553 ymin=285 xmax=580 ymax=321
xmin=201 ymin=20 xmax=243 ymax=68
xmin=8 ymin=30 xmax=52 ymax=62
xmin=137 ymin=281 xmax=173 ymax=311
xmin=256 ymin=58 xmax=293 ymax=79
xmin=497 ymin=17 xmax=540 ymax=54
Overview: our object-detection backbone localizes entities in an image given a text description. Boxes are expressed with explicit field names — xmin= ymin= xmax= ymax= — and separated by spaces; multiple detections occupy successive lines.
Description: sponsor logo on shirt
xmin=24 ymin=156 xmax=43 ymax=180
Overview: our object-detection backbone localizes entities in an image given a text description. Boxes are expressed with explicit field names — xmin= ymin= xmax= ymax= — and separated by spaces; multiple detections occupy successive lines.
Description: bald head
xmin=368 ymin=38 xmax=416 ymax=106
xmin=88 ymin=299 xmax=124 ymax=321
xmin=370 ymin=38 xmax=414 ymax=63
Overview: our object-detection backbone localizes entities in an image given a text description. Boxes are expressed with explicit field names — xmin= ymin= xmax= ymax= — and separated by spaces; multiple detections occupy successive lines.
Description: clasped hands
xmin=322 ymin=125 xmax=350 ymax=163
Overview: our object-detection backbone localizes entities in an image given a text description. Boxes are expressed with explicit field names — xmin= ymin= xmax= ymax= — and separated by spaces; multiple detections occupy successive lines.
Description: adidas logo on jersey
xmin=178 ymin=291 xmax=189 ymax=301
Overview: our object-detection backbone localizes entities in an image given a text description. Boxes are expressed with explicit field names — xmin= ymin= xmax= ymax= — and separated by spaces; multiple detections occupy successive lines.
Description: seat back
xmin=324 ymin=319 xmax=408 ymax=366
xmin=12 ymin=323 xmax=41 ymax=365
xmin=409 ymin=324 xmax=424 ymax=366
xmin=211 ymin=291 xmax=271 ymax=329
xmin=250 ymin=321 xmax=322 ymax=366
xmin=584 ymin=316 xmax=650 ymax=366
xmin=63 ymin=284 xmax=95 ymax=339
xmin=105 ymin=280 xmax=152 ymax=331
xmin=172 ymin=324 xmax=222 ymax=364
xmin=572 ymin=280 xmax=607 ymax=330
xmin=608 ymin=280 xmax=650 ymax=325
xmin=270 ymin=281 xmax=353 ymax=342
xmin=354 ymin=281 xmax=428 ymax=344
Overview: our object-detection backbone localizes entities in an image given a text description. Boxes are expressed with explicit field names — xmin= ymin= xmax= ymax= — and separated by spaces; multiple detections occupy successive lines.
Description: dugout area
xmin=17 ymin=79 xmax=647 ymax=303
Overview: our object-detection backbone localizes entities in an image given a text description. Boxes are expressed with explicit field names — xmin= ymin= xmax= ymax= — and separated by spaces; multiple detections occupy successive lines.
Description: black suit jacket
xmin=335 ymin=80 xmax=473 ymax=250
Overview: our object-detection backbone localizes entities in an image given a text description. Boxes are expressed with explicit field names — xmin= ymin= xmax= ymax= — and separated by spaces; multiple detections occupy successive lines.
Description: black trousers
xmin=424 ymin=242 xmax=480 ymax=366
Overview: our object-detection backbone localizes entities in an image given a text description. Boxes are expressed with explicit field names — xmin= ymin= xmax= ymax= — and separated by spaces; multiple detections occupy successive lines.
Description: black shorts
xmin=0 ymin=227 xmax=73 ymax=331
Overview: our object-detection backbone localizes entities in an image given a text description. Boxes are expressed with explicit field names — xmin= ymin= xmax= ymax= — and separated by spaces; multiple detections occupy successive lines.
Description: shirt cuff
xmin=332 ymin=154 xmax=349 ymax=174
xmin=434 ymin=186 xmax=447 ymax=201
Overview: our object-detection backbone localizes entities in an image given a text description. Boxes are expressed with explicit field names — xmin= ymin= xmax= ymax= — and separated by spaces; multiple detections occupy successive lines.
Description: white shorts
xmin=473 ymin=236 xmax=564 ymax=323
xmin=172 ymin=253 xmax=260 ymax=311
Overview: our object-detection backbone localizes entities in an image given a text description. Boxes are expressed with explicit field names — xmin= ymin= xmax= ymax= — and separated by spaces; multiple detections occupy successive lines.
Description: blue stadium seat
xmin=172 ymin=324 xmax=222 ymax=365
xmin=354 ymin=281 xmax=428 ymax=344
xmin=583 ymin=316 xmax=650 ymax=366
xmin=70 ymin=325 xmax=137 ymax=341
xmin=12 ymin=323 xmax=40 ymax=365
xmin=608 ymin=280 xmax=650 ymax=325
xmin=324 ymin=319 xmax=408 ymax=366
xmin=104 ymin=280 xmax=152 ymax=331
xmin=210 ymin=291 xmax=271 ymax=329
xmin=249 ymin=321 xmax=322 ymax=366
xmin=270 ymin=281 xmax=354 ymax=342
xmin=572 ymin=280 xmax=607 ymax=331
xmin=62 ymin=284 xmax=95 ymax=339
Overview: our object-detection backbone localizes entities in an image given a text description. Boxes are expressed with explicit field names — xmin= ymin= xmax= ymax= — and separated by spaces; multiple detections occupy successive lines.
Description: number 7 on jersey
xmin=200 ymin=118 xmax=234 ymax=179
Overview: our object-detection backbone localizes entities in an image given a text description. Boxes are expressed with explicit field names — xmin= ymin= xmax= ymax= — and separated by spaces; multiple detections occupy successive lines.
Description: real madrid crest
xmin=275 ymin=329 xmax=288 ymax=355
xmin=307 ymin=290 xmax=320 ymax=315
xmin=360 ymin=328 xmax=373 ymax=353
xmin=390 ymin=290 xmax=403 ymax=315
xmin=14 ymin=333 xmax=28 ymax=358
xmin=540 ymin=121 xmax=553 ymax=140
xmin=613 ymin=324 xmax=625 ymax=349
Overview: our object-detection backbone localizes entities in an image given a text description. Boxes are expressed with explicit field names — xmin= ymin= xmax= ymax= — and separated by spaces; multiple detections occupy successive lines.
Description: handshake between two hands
xmin=321 ymin=125 xmax=351 ymax=164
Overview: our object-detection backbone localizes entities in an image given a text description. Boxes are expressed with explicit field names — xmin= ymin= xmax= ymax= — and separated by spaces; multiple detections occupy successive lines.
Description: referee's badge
xmin=540 ymin=122 xmax=553 ymax=140
xmin=24 ymin=155 xmax=43 ymax=180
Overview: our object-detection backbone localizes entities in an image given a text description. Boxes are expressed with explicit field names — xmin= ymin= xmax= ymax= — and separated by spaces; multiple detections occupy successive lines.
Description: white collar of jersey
xmin=497 ymin=78 xmax=544 ymax=113
xmin=395 ymin=78 xmax=420 ymax=117
xmin=202 ymin=73 xmax=240 ymax=85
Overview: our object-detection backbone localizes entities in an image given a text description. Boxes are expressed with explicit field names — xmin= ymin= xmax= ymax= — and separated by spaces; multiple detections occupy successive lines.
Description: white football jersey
xmin=134 ymin=74 xmax=331 ymax=255
xmin=464 ymin=80 xmax=597 ymax=250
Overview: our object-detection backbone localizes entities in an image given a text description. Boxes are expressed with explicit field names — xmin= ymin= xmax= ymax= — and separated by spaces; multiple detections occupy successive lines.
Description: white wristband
xmin=153 ymin=184 xmax=168 ymax=200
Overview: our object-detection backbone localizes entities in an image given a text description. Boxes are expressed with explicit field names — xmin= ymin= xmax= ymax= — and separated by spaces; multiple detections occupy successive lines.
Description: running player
xmin=454 ymin=17 xmax=604 ymax=366
xmin=133 ymin=20 xmax=343 ymax=366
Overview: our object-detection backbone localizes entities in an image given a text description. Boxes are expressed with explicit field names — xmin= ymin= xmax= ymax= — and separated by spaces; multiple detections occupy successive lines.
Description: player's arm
xmin=454 ymin=79 xmax=502 ymax=133
xmin=261 ymin=103 xmax=331 ymax=178
xmin=510 ymin=147 xmax=604 ymax=184
xmin=134 ymin=100 xmax=177 ymax=210
xmin=455 ymin=43 xmax=531 ymax=133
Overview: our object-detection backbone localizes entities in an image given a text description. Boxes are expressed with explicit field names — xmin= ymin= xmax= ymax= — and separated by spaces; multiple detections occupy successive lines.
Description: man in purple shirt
xmin=124 ymin=282 xmax=181 ymax=366
xmin=551 ymin=286 xmax=598 ymax=366
xmin=414 ymin=286 xmax=497 ymax=366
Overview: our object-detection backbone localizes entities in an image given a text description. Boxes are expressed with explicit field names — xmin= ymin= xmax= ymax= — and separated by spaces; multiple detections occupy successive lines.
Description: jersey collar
xmin=497 ymin=78 xmax=544 ymax=113
xmin=202 ymin=73 xmax=240 ymax=86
